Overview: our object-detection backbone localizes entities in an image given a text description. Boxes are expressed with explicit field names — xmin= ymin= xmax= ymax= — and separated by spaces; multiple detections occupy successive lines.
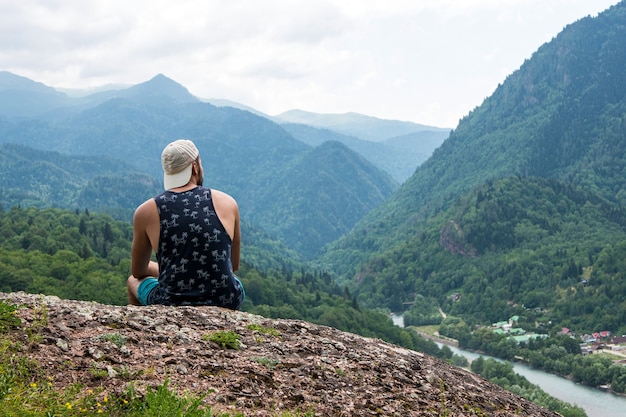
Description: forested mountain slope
xmin=357 ymin=176 xmax=626 ymax=333
xmin=320 ymin=2 xmax=626 ymax=277
xmin=0 ymin=143 xmax=161 ymax=219
xmin=281 ymin=122 xmax=447 ymax=183
xmin=317 ymin=2 xmax=626 ymax=335
xmin=207 ymin=100 xmax=450 ymax=183
xmin=277 ymin=110 xmax=450 ymax=183
xmin=250 ymin=140 xmax=396 ymax=257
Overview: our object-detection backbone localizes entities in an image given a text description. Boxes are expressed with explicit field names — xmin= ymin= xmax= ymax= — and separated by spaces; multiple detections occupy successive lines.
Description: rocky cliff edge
xmin=0 ymin=292 xmax=559 ymax=416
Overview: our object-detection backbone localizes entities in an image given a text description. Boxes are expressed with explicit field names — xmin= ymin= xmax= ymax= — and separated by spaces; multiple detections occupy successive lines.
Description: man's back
xmin=147 ymin=187 xmax=243 ymax=308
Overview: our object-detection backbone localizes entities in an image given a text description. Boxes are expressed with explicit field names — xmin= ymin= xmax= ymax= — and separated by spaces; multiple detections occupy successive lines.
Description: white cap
xmin=161 ymin=139 xmax=199 ymax=190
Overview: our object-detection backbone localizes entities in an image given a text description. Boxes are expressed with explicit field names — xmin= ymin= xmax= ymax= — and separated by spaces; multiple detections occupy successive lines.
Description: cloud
xmin=0 ymin=0 xmax=620 ymax=127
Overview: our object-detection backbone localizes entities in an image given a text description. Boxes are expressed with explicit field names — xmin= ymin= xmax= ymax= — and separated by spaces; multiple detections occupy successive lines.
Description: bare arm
xmin=231 ymin=207 xmax=241 ymax=271
xmin=212 ymin=189 xmax=241 ymax=272
xmin=131 ymin=199 xmax=160 ymax=278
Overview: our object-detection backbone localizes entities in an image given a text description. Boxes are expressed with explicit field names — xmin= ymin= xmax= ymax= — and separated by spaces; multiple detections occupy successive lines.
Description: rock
xmin=0 ymin=291 xmax=559 ymax=416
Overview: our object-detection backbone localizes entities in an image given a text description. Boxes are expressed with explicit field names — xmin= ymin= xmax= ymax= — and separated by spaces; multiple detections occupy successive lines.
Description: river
xmin=390 ymin=315 xmax=626 ymax=416
xmin=443 ymin=343 xmax=626 ymax=417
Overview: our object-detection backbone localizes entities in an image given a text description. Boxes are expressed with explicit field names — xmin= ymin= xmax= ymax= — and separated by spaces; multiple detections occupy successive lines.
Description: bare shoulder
xmin=211 ymin=189 xmax=239 ymax=209
xmin=133 ymin=198 xmax=158 ymax=224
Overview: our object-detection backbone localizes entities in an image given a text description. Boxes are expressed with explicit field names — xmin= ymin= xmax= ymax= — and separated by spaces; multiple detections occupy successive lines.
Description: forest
xmin=344 ymin=176 xmax=626 ymax=336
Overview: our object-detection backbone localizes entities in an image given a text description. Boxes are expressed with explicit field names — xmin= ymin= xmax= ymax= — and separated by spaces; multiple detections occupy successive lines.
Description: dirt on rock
xmin=0 ymin=292 xmax=559 ymax=416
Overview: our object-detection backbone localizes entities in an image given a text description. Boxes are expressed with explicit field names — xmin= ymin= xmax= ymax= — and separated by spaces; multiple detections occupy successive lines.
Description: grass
xmin=97 ymin=332 xmax=127 ymax=347
xmin=202 ymin=331 xmax=241 ymax=349
xmin=0 ymin=300 xmax=314 ymax=416
xmin=246 ymin=324 xmax=281 ymax=337
xmin=0 ymin=375 xmax=233 ymax=417
xmin=0 ymin=301 xmax=20 ymax=333
xmin=252 ymin=356 xmax=281 ymax=369
xmin=415 ymin=325 xmax=440 ymax=336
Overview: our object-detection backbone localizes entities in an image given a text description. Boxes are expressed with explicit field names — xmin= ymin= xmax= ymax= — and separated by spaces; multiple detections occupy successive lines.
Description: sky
xmin=0 ymin=0 xmax=621 ymax=128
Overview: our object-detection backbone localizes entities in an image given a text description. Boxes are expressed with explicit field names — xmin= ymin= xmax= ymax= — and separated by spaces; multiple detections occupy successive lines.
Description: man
xmin=127 ymin=139 xmax=244 ymax=309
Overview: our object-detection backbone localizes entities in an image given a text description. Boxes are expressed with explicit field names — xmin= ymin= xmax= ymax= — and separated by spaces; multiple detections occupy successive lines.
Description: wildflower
xmin=29 ymin=383 xmax=37 ymax=388
xmin=103 ymin=396 xmax=108 ymax=403
xmin=65 ymin=402 xmax=72 ymax=410
xmin=97 ymin=409 xmax=103 ymax=414
xmin=88 ymin=389 xmax=94 ymax=395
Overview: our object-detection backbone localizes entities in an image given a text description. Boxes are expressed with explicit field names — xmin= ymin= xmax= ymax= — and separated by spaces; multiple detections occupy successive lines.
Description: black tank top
xmin=150 ymin=186 xmax=243 ymax=309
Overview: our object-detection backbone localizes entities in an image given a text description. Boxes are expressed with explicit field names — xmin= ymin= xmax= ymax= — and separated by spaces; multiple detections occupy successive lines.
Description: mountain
xmin=82 ymin=73 xmax=200 ymax=106
xmin=274 ymin=109 xmax=450 ymax=141
xmin=250 ymin=140 xmax=396 ymax=257
xmin=0 ymin=75 xmax=396 ymax=258
xmin=352 ymin=176 xmax=626 ymax=324
xmin=0 ymin=71 xmax=73 ymax=118
xmin=203 ymin=97 xmax=269 ymax=117
xmin=281 ymin=122 xmax=441 ymax=183
xmin=276 ymin=110 xmax=450 ymax=183
xmin=318 ymin=1 xmax=626 ymax=333
xmin=196 ymin=103 xmax=449 ymax=183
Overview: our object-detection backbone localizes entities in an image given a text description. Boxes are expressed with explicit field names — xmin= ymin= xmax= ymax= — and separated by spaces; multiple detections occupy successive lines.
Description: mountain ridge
xmin=274 ymin=109 xmax=451 ymax=140
xmin=0 ymin=70 xmax=447 ymax=184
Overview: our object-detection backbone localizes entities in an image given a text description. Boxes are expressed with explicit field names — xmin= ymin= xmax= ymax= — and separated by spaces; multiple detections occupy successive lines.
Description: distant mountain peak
xmin=274 ymin=109 xmax=450 ymax=142
xmin=0 ymin=71 xmax=62 ymax=95
xmin=0 ymin=71 xmax=71 ymax=117
xmin=122 ymin=74 xmax=199 ymax=103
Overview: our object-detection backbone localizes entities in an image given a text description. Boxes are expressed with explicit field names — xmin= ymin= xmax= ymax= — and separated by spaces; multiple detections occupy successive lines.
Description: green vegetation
xmin=0 ymin=143 xmax=162 ymax=221
xmin=320 ymin=1 xmax=626 ymax=337
xmin=248 ymin=140 xmax=397 ymax=258
xmin=0 ymin=299 xmax=20 ymax=332
xmin=339 ymin=176 xmax=626 ymax=338
xmin=0 ymin=206 xmax=132 ymax=305
xmin=251 ymin=357 xmax=281 ymax=368
xmin=246 ymin=323 xmax=281 ymax=337
xmin=203 ymin=331 xmax=241 ymax=350
xmin=97 ymin=333 xmax=128 ymax=347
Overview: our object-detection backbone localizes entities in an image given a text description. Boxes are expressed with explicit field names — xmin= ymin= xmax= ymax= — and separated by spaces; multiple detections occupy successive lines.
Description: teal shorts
xmin=137 ymin=277 xmax=159 ymax=306
xmin=136 ymin=276 xmax=245 ymax=307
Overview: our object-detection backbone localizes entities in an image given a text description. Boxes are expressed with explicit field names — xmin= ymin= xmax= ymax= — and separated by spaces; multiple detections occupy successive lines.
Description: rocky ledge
xmin=0 ymin=292 xmax=559 ymax=416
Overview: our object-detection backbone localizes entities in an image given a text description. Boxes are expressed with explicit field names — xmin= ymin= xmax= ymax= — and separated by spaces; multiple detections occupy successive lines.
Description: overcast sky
xmin=0 ymin=0 xmax=620 ymax=127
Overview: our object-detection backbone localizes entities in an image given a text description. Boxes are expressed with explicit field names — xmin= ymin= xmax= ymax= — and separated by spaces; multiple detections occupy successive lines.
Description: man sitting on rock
xmin=127 ymin=139 xmax=244 ymax=309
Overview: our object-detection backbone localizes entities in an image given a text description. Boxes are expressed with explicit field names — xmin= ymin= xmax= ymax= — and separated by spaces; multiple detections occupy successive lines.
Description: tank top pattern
xmin=152 ymin=187 xmax=242 ymax=308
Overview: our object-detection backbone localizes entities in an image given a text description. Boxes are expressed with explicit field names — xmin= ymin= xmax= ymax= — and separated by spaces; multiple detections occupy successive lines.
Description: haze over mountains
xmin=0 ymin=70 xmax=447 ymax=259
